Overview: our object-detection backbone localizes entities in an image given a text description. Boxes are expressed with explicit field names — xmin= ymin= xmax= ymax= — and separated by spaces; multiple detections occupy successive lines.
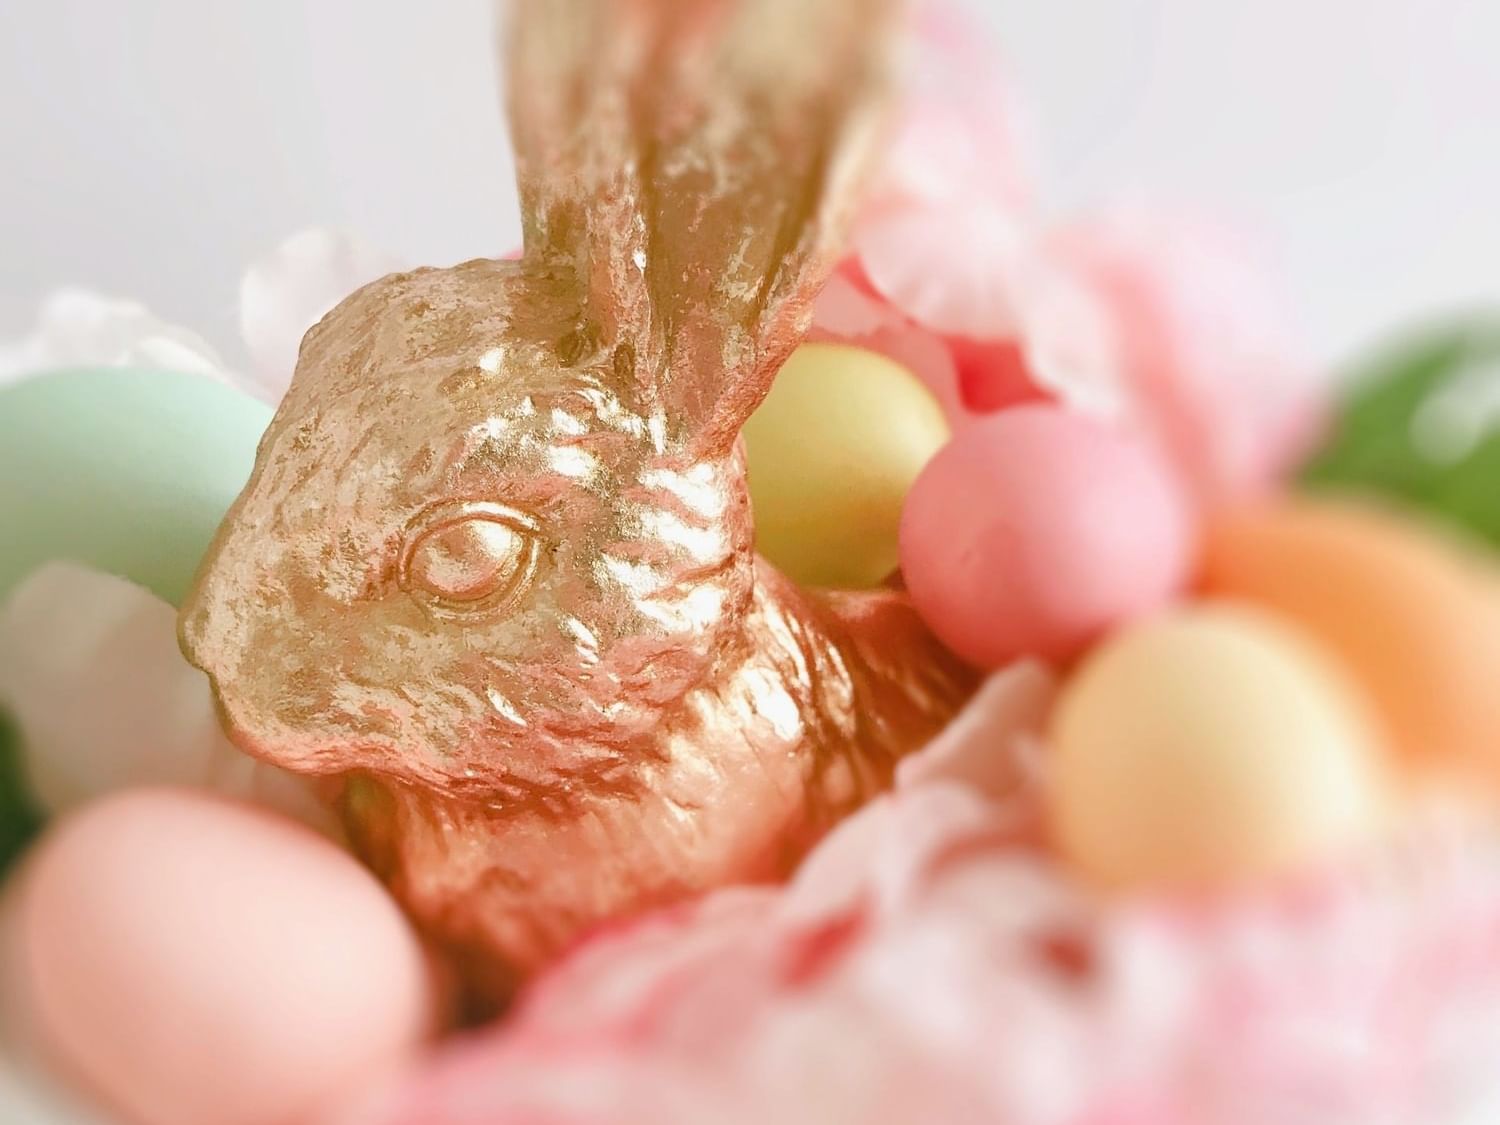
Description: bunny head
xmin=180 ymin=0 xmax=896 ymax=799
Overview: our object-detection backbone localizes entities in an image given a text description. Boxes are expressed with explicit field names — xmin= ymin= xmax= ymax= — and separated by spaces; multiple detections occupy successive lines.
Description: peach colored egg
xmin=899 ymin=405 xmax=1194 ymax=666
xmin=1048 ymin=604 xmax=1391 ymax=890
xmin=14 ymin=788 xmax=434 ymax=1125
xmin=1201 ymin=499 xmax=1500 ymax=786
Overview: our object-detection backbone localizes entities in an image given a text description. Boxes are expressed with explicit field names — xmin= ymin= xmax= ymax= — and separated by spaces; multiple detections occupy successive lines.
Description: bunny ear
xmin=504 ymin=0 xmax=898 ymax=458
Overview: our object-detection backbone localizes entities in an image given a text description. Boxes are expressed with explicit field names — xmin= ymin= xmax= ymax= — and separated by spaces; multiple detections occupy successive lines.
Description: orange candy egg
xmin=1201 ymin=498 xmax=1500 ymax=788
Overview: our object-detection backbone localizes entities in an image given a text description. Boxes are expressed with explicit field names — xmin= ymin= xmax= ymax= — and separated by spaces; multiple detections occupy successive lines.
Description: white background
xmin=1 ymin=0 xmax=1496 ymax=368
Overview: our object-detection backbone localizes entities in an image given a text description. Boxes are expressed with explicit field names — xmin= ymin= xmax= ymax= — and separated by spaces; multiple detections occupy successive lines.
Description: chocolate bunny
xmin=181 ymin=0 xmax=972 ymax=996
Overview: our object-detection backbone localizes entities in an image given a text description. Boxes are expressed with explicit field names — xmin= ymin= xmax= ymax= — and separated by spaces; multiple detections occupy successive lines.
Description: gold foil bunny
xmin=181 ymin=0 xmax=972 ymax=997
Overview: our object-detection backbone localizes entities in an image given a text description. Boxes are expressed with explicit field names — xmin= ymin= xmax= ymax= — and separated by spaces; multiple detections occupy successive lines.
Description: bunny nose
xmin=177 ymin=584 xmax=216 ymax=669
xmin=176 ymin=546 xmax=263 ymax=689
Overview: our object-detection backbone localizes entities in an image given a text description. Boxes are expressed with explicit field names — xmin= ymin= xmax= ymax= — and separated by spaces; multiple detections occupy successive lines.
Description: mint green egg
xmin=0 ymin=369 xmax=272 ymax=607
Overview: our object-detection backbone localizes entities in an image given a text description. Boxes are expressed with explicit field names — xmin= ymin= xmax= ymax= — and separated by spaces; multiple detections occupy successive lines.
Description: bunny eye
xmin=400 ymin=503 xmax=539 ymax=611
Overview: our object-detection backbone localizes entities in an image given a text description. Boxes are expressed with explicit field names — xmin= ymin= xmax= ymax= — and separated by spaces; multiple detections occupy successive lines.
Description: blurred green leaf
xmin=1301 ymin=315 xmax=1500 ymax=545
xmin=0 ymin=709 xmax=42 ymax=877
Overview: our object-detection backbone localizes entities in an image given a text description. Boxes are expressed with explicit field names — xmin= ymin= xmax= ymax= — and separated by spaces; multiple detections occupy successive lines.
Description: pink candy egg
xmin=899 ymin=405 xmax=1194 ymax=666
xmin=13 ymin=788 xmax=435 ymax=1125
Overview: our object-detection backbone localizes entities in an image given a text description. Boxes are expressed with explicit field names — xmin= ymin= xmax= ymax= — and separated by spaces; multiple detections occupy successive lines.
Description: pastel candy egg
xmin=13 ymin=789 xmax=435 ymax=1125
xmin=744 ymin=343 xmax=949 ymax=588
xmin=0 ymin=561 xmax=337 ymax=835
xmin=899 ymin=404 xmax=1194 ymax=666
xmin=0 ymin=368 xmax=272 ymax=606
xmin=1048 ymin=604 xmax=1391 ymax=889
xmin=1300 ymin=318 xmax=1500 ymax=545
xmin=0 ymin=876 xmax=109 ymax=1125
xmin=1201 ymin=498 xmax=1500 ymax=785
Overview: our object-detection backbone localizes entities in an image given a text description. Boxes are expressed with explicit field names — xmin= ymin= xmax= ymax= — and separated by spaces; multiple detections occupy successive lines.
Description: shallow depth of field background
xmin=0 ymin=0 xmax=1495 ymax=366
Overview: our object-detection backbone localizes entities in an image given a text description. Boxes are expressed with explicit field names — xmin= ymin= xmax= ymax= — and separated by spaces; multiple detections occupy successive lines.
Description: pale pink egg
xmin=14 ymin=788 xmax=435 ymax=1125
xmin=899 ymin=405 xmax=1195 ymax=667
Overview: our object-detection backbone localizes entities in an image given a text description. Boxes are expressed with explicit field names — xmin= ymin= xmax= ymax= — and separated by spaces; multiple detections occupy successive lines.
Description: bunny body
xmin=348 ymin=562 xmax=968 ymax=991
xmin=181 ymin=0 xmax=972 ymax=991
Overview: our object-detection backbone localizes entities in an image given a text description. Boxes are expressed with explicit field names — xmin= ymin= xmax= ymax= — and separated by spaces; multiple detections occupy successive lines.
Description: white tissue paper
xmin=0 ymin=562 xmax=338 ymax=839
xmin=238 ymin=227 xmax=403 ymax=404
xmin=0 ymin=290 xmax=229 ymax=388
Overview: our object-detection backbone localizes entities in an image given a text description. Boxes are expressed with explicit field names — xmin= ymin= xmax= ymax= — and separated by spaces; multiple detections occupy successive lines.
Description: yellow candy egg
xmin=1048 ymin=603 xmax=1391 ymax=890
xmin=744 ymin=343 xmax=949 ymax=588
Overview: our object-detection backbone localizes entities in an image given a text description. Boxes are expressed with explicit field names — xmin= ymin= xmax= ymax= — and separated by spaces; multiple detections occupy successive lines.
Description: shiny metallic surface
xmin=180 ymin=0 xmax=972 ymax=995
